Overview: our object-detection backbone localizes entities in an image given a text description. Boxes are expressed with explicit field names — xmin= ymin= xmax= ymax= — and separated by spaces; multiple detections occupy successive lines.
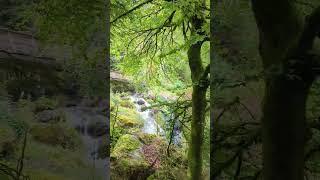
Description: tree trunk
xmin=251 ymin=1 xmax=319 ymax=179
xmin=189 ymin=83 xmax=207 ymax=180
xmin=262 ymin=73 xmax=313 ymax=180
xmin=188 ymin=38 xmax=207 ymax=179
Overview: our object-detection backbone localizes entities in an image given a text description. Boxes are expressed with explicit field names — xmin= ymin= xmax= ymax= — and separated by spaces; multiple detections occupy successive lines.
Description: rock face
xmin=110 ymin=71 xmax=135 ymax=93
xmin=36 ymin=110 xmax=65 ymax=123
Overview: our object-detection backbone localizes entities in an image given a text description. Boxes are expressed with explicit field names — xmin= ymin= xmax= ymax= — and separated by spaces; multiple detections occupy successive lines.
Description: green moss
xmin=119 ymin=98 xmax=135 ymax=109
xmin=34 ymin=97 xmax=58 ymax=112
xmin=111 ymin=135 xmax=150 ymax=179
xmin=112 ymin=134 xmax=141 ymax=157
xmin=23 ymin=140 xmax=94 ymax=180
xmin=113 ymin=107 xmax=143 ymax=128
xmin=30 ymin=124 xmax=81 ymax=150
xmin=110 ymin=100 xmax=115 ymax=111
xmin=117 ymin=115 xmax=143 ymax=128
xmin=0 ymin=126 xmax=16 ymax=158
xmin=0 ymin=173 xmax=10 ymax=180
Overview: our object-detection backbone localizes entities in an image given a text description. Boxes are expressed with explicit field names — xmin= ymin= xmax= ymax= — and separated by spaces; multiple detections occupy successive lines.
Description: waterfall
xmin=130 ymin=93 xmax=182 ymax=145
xmin=130 ymin=94 xmax=164 ymax=135
xmin=63 ymin=107 xmax=107 ymax=180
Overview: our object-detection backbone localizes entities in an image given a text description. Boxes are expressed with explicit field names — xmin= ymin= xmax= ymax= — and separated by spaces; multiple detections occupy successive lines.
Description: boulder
xmin=136 ymin=99 xmax=145 ymax=105
xmin=111 ymin=134 xmax=153 ymax=179
xmin=36 ymin=110 xmax=65 ymax=123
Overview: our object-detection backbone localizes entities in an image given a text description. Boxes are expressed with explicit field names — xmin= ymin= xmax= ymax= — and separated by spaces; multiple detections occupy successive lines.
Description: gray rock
xmin=36 ymin=110 xmax=64 ymax=123
xmin=137 ymin=99 xmax=145 ymax=105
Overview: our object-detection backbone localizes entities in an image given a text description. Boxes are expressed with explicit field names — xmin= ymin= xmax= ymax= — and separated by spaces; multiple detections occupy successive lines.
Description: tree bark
xmin=251 ymin=0 xmax=319 ymax=179
xmin=262 ymin=73 xmax=313 ymax=180
xmin=188 ymin=15 xmax=208 ymax=180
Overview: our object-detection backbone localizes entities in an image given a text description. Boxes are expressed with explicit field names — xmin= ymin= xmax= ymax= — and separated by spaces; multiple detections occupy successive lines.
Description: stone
xmin=87 ymin=121 xmax=108 ymax=138
xmin=137 ymin=99 xmax=145 ymax=105
xmin=36 ymin=110 xmax=65 ymax=123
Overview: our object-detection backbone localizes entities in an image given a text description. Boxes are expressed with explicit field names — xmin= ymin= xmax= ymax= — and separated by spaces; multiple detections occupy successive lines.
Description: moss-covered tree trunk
xmin=251 ymin=1 xmax=320 ymax=179
xmin=188 ymin=43 xmax=207 ymax=180
xmin=188 ymin=14 xmax=208 ymax=180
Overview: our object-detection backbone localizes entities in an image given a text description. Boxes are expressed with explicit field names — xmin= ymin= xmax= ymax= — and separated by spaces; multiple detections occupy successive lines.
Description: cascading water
xmin=130 ymin=93 xmax=182 ymax=145
xmin=130 ymin=94 xmax=165 ymax=135
xmin=63 ymin=107 xmax=108 ymax=180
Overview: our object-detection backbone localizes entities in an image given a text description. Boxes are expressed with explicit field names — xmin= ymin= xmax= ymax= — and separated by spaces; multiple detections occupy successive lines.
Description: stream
xmin=57 ymin=93 xmax=181 ymax=180
xmin=130 ymin=94 xmax=182 ymax=145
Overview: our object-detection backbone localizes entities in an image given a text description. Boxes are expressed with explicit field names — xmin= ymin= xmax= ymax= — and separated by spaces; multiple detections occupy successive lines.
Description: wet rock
xmin=137 ymin=99 xmax=145 ymax=105
xmin=36 ymin=110 xmax=65 ymax=123
xmin=87 ymin=122 xmax=108 ymax=137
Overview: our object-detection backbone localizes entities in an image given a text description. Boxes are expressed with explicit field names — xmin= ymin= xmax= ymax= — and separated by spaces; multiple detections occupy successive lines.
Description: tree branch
xmin=111 ymin=0 xmax=155 ymax=24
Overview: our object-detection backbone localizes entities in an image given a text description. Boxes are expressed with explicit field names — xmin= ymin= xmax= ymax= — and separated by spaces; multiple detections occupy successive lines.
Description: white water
xmin=64 ymin=107 xmax=108 ymax=180
xmin=130 ymin=94 xmax=165 ymax=135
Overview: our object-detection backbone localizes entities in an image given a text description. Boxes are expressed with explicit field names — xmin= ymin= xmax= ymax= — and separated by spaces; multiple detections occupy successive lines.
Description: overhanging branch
xmin=111 ymin=0 xmax=155 ymax=24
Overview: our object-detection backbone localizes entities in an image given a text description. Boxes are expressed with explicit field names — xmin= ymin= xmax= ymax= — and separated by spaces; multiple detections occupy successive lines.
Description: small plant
xmin=34 ymin=97 xmax=58 ymax=112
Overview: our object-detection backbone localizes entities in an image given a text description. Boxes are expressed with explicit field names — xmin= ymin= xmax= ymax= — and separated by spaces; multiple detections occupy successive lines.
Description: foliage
xmin=111 ymin=0 xmax=209 ymax=90
xmin=20 ymin=0 xmax=108 ymax=98
xmin=34 ymin=97 xmax=58 ymax=112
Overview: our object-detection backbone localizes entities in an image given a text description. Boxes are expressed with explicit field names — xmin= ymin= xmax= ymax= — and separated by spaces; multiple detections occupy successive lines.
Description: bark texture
xmin=188 ymin=12 xmax=208 ymax=180
xmin=251 ymin=1 xmax=320 ymax=179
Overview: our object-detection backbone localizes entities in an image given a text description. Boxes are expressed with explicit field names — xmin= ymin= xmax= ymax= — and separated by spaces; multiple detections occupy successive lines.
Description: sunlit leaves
xmin=111 ymin=0 xmax=209 ymax=89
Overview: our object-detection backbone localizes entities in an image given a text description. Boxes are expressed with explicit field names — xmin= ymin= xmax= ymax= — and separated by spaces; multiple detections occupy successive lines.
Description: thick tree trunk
xmin=250 ymin=1 xmax=315 ymax=179
xmin=262 ymin=72 xmax=313 ymax=180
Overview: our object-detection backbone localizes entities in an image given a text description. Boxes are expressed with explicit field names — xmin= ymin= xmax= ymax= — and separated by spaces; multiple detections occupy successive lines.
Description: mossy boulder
xmin=115 ymin=107 xmax=144 ymax=128
xmin=119 ymin=98 xmax=135 ymax=109
xmin=111 ymin=134 xmax=142 ymax=158
xmin=111 ymin=134 xmax=153 ymax=179
xmin=111 ymin=80 xmax=135 ymax=93
xmin=30 ymin=124 xmax=81 ymax=150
